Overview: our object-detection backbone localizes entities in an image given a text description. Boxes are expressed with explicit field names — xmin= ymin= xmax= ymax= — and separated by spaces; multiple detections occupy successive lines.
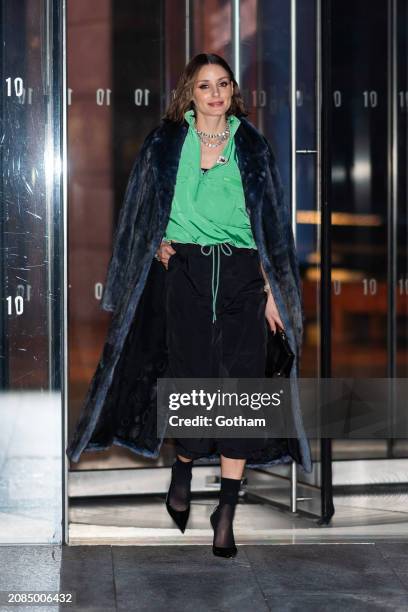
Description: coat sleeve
xmin=100 ymin=128 xmax=158 ymax=313
xmin=263 ymin=136 xmax=306 ymax=357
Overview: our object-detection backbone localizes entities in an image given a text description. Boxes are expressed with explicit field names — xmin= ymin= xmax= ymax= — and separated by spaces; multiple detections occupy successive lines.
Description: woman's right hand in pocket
xmin=155 ymin=240 xmax=176 ymax=270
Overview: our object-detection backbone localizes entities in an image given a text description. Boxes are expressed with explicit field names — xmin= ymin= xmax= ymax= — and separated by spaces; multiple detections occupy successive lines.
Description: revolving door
xmin=1 ymin=0 xmax=406 ymax=547
xmin=66 ymin=0 xmax=408 ymax=544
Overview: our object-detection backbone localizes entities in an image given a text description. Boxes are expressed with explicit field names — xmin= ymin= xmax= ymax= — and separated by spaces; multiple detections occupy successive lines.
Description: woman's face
xmin=191 ymin=64 xmax=234 ymax=119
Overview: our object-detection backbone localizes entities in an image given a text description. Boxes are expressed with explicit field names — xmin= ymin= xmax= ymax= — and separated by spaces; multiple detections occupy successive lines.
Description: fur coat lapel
xmin=66 ymin=116 xmax=312 ymax=474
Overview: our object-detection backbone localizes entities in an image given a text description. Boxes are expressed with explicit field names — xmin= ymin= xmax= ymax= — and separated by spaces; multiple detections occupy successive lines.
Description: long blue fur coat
xmin=66 ymin=114 xmax=312 ymax=474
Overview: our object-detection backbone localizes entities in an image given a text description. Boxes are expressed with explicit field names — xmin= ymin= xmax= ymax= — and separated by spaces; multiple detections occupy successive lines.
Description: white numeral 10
xmin=16 ymin=284 xmax=32 ymax=300
xmin=96 ymin=88 xmax=112 ymax=106
xmin=134 ymin=89 xmax=150 ymax=106
xmin=363 ymin=90 xmax=378 ymax=108
xmin=363 ymin=278 xmax=377 ymax=295
xmin=6 ymin=295 xmax=24 ymax=315
xmin=6 ymin=77 xmax=24 ymax=97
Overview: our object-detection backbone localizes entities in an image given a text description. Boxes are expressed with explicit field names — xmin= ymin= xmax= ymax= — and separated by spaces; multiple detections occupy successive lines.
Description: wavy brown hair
xmin=162 ymin=53 xmax=248 ymax=124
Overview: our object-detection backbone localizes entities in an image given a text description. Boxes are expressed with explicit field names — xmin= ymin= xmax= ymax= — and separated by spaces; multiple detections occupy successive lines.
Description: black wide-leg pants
xmin=165 ymin=240 xmax=268 ymax=460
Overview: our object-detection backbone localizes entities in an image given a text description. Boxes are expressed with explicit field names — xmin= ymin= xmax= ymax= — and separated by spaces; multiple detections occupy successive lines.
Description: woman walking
xmin=67 ymin=53 xmax=312 ymax=559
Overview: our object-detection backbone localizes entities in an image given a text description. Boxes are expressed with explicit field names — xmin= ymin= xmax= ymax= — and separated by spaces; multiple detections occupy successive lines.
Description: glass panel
xmin=241 ymin=0 xmax=291 ymax=178
xmin=330 ymin=0 xmax=389 ymax=378
xmin=191 ymin=0 xmax=233 ymax=62
xmin=328 ymin=0 xmax=408 ymax=465
xmin=67 ymin=0 xmax=168 ymax=470
xmin=0 ymin=0 xmax=63 ymax=543
xmin=296 ymin=0 xmax=318 ymax=378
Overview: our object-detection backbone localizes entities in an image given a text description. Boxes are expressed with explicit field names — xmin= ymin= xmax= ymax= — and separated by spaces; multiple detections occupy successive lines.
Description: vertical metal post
xmin=231 ymin=0 xmax=240 ymax=85
xmin=386 ymin=0 xmax=397 ymax=455
xmin=319 ymin=0 xmax=335 ymax=525
xmin=62 ymin=0 xmax=69 ymax=543
xmin=290 ymin=460 xmax=298 ymax=512
xmin=290 ymin=0 xmax=297 ymax=244
xmin=185 ymin=0 xmax=191 ymax=62
xmin=316 ymin=0 xmax=322 ymax=383
xmin=289 ymin=0 xmax=299 ymax=513
xmin=388 ymin=1 xmax=397 ymax=380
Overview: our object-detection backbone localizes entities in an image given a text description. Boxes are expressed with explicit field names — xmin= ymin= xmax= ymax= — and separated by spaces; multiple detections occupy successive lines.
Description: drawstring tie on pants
xmin=200 ymin=242 xmax=233 ymax=323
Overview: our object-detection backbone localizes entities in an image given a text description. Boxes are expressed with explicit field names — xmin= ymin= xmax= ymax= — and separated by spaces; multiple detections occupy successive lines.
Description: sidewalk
xmin=1 ymin=543 xmax=408 ymax=611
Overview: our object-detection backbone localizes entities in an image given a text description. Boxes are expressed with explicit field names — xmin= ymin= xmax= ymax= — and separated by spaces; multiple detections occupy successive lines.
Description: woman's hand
xmin=155 ymin=240 xmax=176 ymax=270
xmin=265 ymin=290 xmax=285 ymax=334
xmin=259 ymin=261 xmax=284 ymax=334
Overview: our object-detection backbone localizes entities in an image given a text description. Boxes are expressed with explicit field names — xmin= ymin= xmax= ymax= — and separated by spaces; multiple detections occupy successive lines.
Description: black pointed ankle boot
xmin=165 ymin=458 xmax=193 ymax=533
xmin=210 ymin=476 xmax=241 ymax=558
xmin=210 ymin=504 xmax=238 ymax=558
xmin=166 ymin=494 xmax=190 ymax=533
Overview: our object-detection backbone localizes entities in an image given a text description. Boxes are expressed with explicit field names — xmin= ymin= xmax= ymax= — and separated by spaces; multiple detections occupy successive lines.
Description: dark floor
xmin=1 ymin=543 xmax=408 ymax=611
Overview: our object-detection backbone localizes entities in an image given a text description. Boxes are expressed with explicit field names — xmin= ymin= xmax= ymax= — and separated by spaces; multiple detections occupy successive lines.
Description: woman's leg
xmin=216 ymin=247 xmax=268 ymax=459
xmin=166 ymin=244 xmax=220 ymax=459
xmin=167 ymin=454 xmax=194 ymax=512
xmin=210 ymin=455 xmax=245 ymax=555
xmin=220 ymin=455 xmax=246 ymax=479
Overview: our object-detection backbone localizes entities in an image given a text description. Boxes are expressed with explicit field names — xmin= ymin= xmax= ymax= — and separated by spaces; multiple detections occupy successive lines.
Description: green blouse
xmin=163 ymin=109 xmax=257 ymax=249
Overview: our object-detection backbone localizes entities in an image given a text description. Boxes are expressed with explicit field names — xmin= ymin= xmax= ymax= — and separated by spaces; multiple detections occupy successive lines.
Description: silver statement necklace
xmin=194 ymin=119 xmax=230 ymax=148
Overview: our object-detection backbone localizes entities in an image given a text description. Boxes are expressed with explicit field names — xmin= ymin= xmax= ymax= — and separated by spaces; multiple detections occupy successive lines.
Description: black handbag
xmin=265 ymin=326 xmax=295 ymax=378
xmin=264 ymin=325 xmax=302 ymax=464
